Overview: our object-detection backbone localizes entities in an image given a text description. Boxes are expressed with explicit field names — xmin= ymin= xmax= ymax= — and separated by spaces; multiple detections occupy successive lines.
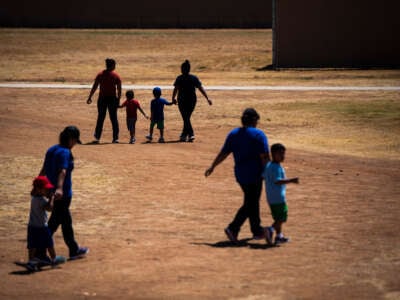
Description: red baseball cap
xmin=33 ymin=176 xmax=54 ymax=189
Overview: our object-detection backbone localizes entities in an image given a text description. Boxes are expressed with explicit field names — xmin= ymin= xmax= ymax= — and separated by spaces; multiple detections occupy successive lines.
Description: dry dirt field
xmin=0 ymin=29 xmax=399 ymax=300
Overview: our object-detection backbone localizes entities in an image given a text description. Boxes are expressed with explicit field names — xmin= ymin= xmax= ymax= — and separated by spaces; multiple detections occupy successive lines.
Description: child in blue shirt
xmin=263 ymin=143 xmax=299 ymax=245
xmin=146 ymin=87 xmax=174 ymax=143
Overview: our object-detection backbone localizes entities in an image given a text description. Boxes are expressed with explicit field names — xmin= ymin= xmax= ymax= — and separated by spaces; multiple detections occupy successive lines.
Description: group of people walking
xmin=25 ymin=58 xmax=300 ymax=267
xmin=86 ymin=58 xmax=212 ymax=144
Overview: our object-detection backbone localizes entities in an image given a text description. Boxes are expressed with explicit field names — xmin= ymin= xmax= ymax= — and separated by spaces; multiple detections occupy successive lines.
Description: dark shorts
xmin=151 ymin=120 xmax=164 ymax=129
xmin=126 ymin=118 xmax=137 ymax=131
xmin=269 ymin=203 xmax=288 ymax=222
xmin=27 ymin=226 xmax=54 ymax=249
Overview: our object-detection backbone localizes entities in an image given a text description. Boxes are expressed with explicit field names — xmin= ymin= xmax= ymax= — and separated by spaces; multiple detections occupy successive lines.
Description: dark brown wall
xmin=273 ymin=0 xmax=400 ymax=68
xmin=0 ymin=0 xmax=272 ymax=28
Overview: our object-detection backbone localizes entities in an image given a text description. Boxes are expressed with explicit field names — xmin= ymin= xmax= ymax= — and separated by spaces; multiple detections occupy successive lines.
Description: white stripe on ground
xmin=0 ymin=83 xmax=399 ymax=91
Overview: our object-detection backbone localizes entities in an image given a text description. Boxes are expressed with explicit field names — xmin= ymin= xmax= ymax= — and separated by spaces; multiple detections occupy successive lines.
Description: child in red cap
xmin=27 ymin=176 xmax=57 ymax=267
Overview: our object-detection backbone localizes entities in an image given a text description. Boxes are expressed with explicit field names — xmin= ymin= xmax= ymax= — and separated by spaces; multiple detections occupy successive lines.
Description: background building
xmin=0 ymin=0 xmax=272 ymax=28
xmin=272 ymin=0 xmax=400 ymax=68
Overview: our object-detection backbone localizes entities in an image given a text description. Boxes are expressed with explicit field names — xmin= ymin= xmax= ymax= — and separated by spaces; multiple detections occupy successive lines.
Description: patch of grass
xmin=325 ymin=100 xmax=400 ymax=128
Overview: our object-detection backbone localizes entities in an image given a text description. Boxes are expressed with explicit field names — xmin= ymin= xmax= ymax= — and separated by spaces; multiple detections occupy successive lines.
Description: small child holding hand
xmin=146 ymin=87 xmax=174 ymax=143
xmin=119 ymin=90 xmax=149 ymax=144
xmin=27 ymin=176 xmax=57 ymax=267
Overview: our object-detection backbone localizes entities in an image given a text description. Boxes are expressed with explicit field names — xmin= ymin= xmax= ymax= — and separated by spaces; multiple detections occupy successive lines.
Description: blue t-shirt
xmin=263 ymin=161 xmax=286 ymax=204
xmin=173 ymin=74 xmax=201 ymax=102
xmin=150 ymin=97 xmax=170 ymax=121
xmin=221 ymin=127 xmax=269 ymax=184
xmin=43 ymin=144 xmax=74 ymax=198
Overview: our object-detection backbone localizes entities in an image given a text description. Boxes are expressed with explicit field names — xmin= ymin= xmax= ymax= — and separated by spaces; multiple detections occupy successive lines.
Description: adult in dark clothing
xmin=172 ymin=60 xmax=212 ymax=142
xmin=87 ymin=58 xmax=122 ymax=143
xmin=39 ymin=126 xmax=88 ymax=259
xmin=205 ymin=108 xmax=272 ymax=244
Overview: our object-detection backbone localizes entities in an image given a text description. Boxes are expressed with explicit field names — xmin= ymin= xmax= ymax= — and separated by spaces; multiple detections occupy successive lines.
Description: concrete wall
xmin=0 ymin=0 xmax=272 ymax=28
xmin=272 ymin=0 xmax=400 ymax=68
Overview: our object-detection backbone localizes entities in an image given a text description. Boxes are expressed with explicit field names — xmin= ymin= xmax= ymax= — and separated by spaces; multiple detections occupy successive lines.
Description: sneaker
xmin=224 ymin=227 xmax=238 ymax=242
xmin=179 ymin=135 xmax=187 ymax=142
xmin=70 ymin=247 xmax=89 ymax=260
xmin=275 ymin=236 xmax=290 ymax=245
xmin=146 ymin=135 xmax=153 ymax=141
xmin=52 ymin=255 xmax=67 ymax=265
xmin=91 ymin=139 xmax=99 ymax=144
xmin=26 ymin=260 xmax=39 ymax=271
xmin=158 ymin=137 xmax=165 ymax=143
xmin=112 ymin=139 xmax=119 ymax=144
xmin=130 ymin=137 xmax=136 ymax=144
xmin=188 ymin=135 xmax=195 ymax=142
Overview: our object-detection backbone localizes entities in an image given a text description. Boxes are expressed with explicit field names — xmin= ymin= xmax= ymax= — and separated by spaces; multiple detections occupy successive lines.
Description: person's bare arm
xmin=138 ymin=107 xmax=149 ymax=119
xmin=260 ymin=152 xmax=271 ymax=168
xmin=116 ymin=81 xmax=122 ymax=103
xmin=54 ymin=169 xmax=67 ymax=200
xmin=205 ymin=151 xmax=230 ymax=177
xmin=198 ymin=85 xmax=212 ymax=105
xmin=44 ymin=194 xmax=55 ymax=212
xmin=87 ymin=79 xmax=99 ymax=104
xmin=172 ymin=86 xmax=178 ymax=104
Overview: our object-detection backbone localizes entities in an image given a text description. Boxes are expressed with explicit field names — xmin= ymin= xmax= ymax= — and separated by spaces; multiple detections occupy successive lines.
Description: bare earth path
xmin=0 ymin=29 xmax=399 ymax=300
xmin=0 ymin=87 xmax=399 ymax=300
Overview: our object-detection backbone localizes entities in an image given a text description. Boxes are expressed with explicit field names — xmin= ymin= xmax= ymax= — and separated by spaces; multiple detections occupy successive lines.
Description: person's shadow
xmin=192 ymin=238 xmax=277 ymax=250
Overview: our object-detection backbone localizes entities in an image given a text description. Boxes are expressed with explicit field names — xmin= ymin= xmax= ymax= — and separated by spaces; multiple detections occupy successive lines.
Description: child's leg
xmin=159 ymin=128 xmax=164 ymax=138
xmin=147 ymin=123 xmax=154 ymax=139
xmin=131 ymin=119 xmax=137 ymax=138
xmin=272 ymin=221 xmax=283 ymax=235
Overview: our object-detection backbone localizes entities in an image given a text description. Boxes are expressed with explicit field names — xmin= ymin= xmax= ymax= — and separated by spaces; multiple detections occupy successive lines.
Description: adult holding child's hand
xmin=172 ymin=60 xmax=212 ymax=142
xmin=87 ymin=58 xmax=122 ymax=144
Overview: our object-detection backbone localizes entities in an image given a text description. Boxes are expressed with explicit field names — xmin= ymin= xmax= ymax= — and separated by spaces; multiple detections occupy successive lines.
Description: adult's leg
xmin=246 ymin=181 xmax=264 ymax=236
xmin=228 ymin=182 xmax=263 ymax=237
xmin=108 ymin=97 xmax=119 ymax=141
xmin=178 ymin=104 xmax=189 ymax=138
xmin=179 ymin=100 xmax=196 ymax=137
xmin=57 ymin=197 xmax=79 ymax=257
xmin=94 ymin=97 xmax=107 ymax=140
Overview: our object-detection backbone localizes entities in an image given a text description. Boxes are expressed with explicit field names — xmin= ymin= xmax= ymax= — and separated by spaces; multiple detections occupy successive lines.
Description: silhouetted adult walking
xmin=205 ymin=108 xmax=271 ymax=243
xmin=87 ymin=58 xmax=121 ymax=143
xmin=172 ymin=60 xmax=212 ymax=142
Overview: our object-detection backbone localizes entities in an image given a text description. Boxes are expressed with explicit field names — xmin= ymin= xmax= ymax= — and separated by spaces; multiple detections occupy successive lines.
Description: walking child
xmin=27 ymin=176 xmax=57 ymax=265
xmin=263 ymin=143 xmax=299 ymax=245
xmin=146 ymin=87 xmax=174 ymax=143
xmin=119 ymin=90 xmax=149 ymax=144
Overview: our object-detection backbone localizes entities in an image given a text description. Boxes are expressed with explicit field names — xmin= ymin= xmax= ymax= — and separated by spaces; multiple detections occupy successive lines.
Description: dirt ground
xmin=0 ymin=84 xmax=399 ymax=300
xmin=0 ymin=28 xmax=400 ymax=300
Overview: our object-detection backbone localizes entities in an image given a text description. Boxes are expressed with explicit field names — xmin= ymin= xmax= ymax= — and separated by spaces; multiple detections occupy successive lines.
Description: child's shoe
xmin=130 ymin=137 xmax=136 ymax=144
xmin=275 ymin=236 xmax=290 ymax=245
xmin=158 ymin=137 xmax=165 ymax=143
xmin=146 ymin=135 xmax=153 ymax=141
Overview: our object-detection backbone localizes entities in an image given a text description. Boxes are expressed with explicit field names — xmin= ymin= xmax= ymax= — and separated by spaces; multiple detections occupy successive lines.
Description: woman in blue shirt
xmin=205 ymin=108 xmax=272 ymax=244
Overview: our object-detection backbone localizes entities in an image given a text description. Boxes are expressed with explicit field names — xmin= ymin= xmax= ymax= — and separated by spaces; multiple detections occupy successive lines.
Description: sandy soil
xmin=0 ymin=86 xmax=399 ymax=300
